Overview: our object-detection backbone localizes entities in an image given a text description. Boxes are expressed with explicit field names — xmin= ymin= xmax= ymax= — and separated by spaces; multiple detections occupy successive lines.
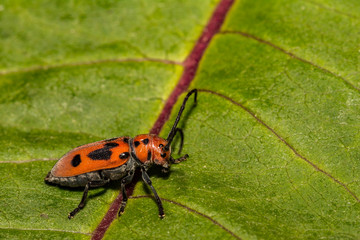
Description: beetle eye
xmin=159 ymin=144 xmax=164 ymax=148
xmin=161 ymin=153 xmax=166 ymax=158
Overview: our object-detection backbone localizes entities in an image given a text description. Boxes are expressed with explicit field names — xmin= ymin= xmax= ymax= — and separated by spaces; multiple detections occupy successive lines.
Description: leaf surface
xmin=0 ymin=0 xmax=216 ymax=238
xmin=106 ymin=0 xmax=360 ymax=239
xmin=1 ymin=0 xmax=359 ymax=239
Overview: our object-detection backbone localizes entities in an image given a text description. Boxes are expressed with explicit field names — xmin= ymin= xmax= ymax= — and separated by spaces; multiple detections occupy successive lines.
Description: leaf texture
xmin=0 ymin=0 xmax=359 ymax=239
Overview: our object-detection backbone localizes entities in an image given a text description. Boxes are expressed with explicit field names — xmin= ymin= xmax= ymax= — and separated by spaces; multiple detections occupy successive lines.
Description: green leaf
xmin=0 ymin=0 xmax=216 ymax=72
xmin=1 ymin=0 xmax=360 ymax=239
xmin=0 ymin=62 xmax=182 ymax=238
xmin=0 ymin=0 xmax=216 ymax=238
xmin=106 ymin=0 xmax=360 ymax=239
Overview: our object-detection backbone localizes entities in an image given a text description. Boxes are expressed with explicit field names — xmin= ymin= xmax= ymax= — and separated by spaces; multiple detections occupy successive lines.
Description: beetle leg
xmin=68 ymin=179 xmax=109 ymax=219
xmin=118 ymin=171 xmax=135 ymax=216
xmin=141 ymin=167 xmax=165 ymax=218
xmin=170 ymin=154 xmax=189 ymax=164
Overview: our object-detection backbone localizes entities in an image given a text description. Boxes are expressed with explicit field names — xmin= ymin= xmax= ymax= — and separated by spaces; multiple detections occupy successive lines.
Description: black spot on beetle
xmin=134 ymin=141 xmax=140 ymax=147
xmin=159 ymin=144 xmax=164 ymax=148
xmin=71 ymin=154 xmax=81 ymax=167
xmin=88 ymin=148 xmax=112 ymax=160
xmin=142 ymin=138 xmax=149 ymax=145
xmin=147 ymin=150 xmax=152 ymax=160
xmin=161 ymin=153 xmax=166 ymax=158
xmin=88 ymin=143 xmax=119 ymax=160
xmin=123 ymin=138 xmax=129 ymax=143
xmin=104 ymin=142 xmax=119 ymax=148
xmin=105 ymin=137 xmax=118 ymax=142
xmin=119 ymin=152 xmax=130 ymax=159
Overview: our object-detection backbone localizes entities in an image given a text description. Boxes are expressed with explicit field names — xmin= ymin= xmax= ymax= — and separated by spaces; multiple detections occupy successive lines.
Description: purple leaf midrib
xmin=91 ymin=1 xmax=235 ymax=239
xmin=150 ymin=0 xmax=234 ymax=135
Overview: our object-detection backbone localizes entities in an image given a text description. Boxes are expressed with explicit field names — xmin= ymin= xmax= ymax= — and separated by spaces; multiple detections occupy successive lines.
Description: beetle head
xmin=151 ymin=136 xmax=171 ymax=171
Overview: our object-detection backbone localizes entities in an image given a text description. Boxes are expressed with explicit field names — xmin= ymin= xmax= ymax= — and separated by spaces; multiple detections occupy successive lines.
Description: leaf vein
xmin=0 ymin=58 xmax=182 ymax=76
xmin=130 ymin=195 xmax=242 ymax=240
xmin=0 ymin=226 xmax=91 ymax=236
xmin=0 ymin=158 xmax=58 ymax=164
xmin=198 ymin=89 xmax=360 ymax=203
xmin=303 ymin=0 xmax=358 ymax=19
xmin=220 ymin=31 xmax=360 ymax=93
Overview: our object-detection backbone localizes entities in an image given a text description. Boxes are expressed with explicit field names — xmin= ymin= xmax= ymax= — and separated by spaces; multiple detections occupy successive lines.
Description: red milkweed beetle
xmin=45 ymin=89 xmax=197 ymax=219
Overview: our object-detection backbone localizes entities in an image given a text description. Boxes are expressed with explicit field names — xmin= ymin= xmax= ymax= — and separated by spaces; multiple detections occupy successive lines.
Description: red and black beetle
xmin=45 ymin=89 xmax=197 ymax=219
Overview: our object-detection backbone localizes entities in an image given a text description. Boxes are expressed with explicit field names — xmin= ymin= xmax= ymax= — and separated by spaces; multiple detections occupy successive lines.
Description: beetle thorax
xmin=132 ymin=134 xmax=171 ymax=168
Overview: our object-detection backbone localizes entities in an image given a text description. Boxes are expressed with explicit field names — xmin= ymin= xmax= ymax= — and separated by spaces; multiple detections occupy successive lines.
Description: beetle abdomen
xmin=45 ymin=163 xmax=130 ymax=187
xmin=45 ymin=171 xmax=103 ymax=187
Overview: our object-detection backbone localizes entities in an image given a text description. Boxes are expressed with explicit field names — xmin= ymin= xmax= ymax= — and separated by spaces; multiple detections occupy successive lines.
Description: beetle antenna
xmin=165 ymin=89 xmax=197 ymax=151
xmin=172 ymin=128 xmax=184 ymax=154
